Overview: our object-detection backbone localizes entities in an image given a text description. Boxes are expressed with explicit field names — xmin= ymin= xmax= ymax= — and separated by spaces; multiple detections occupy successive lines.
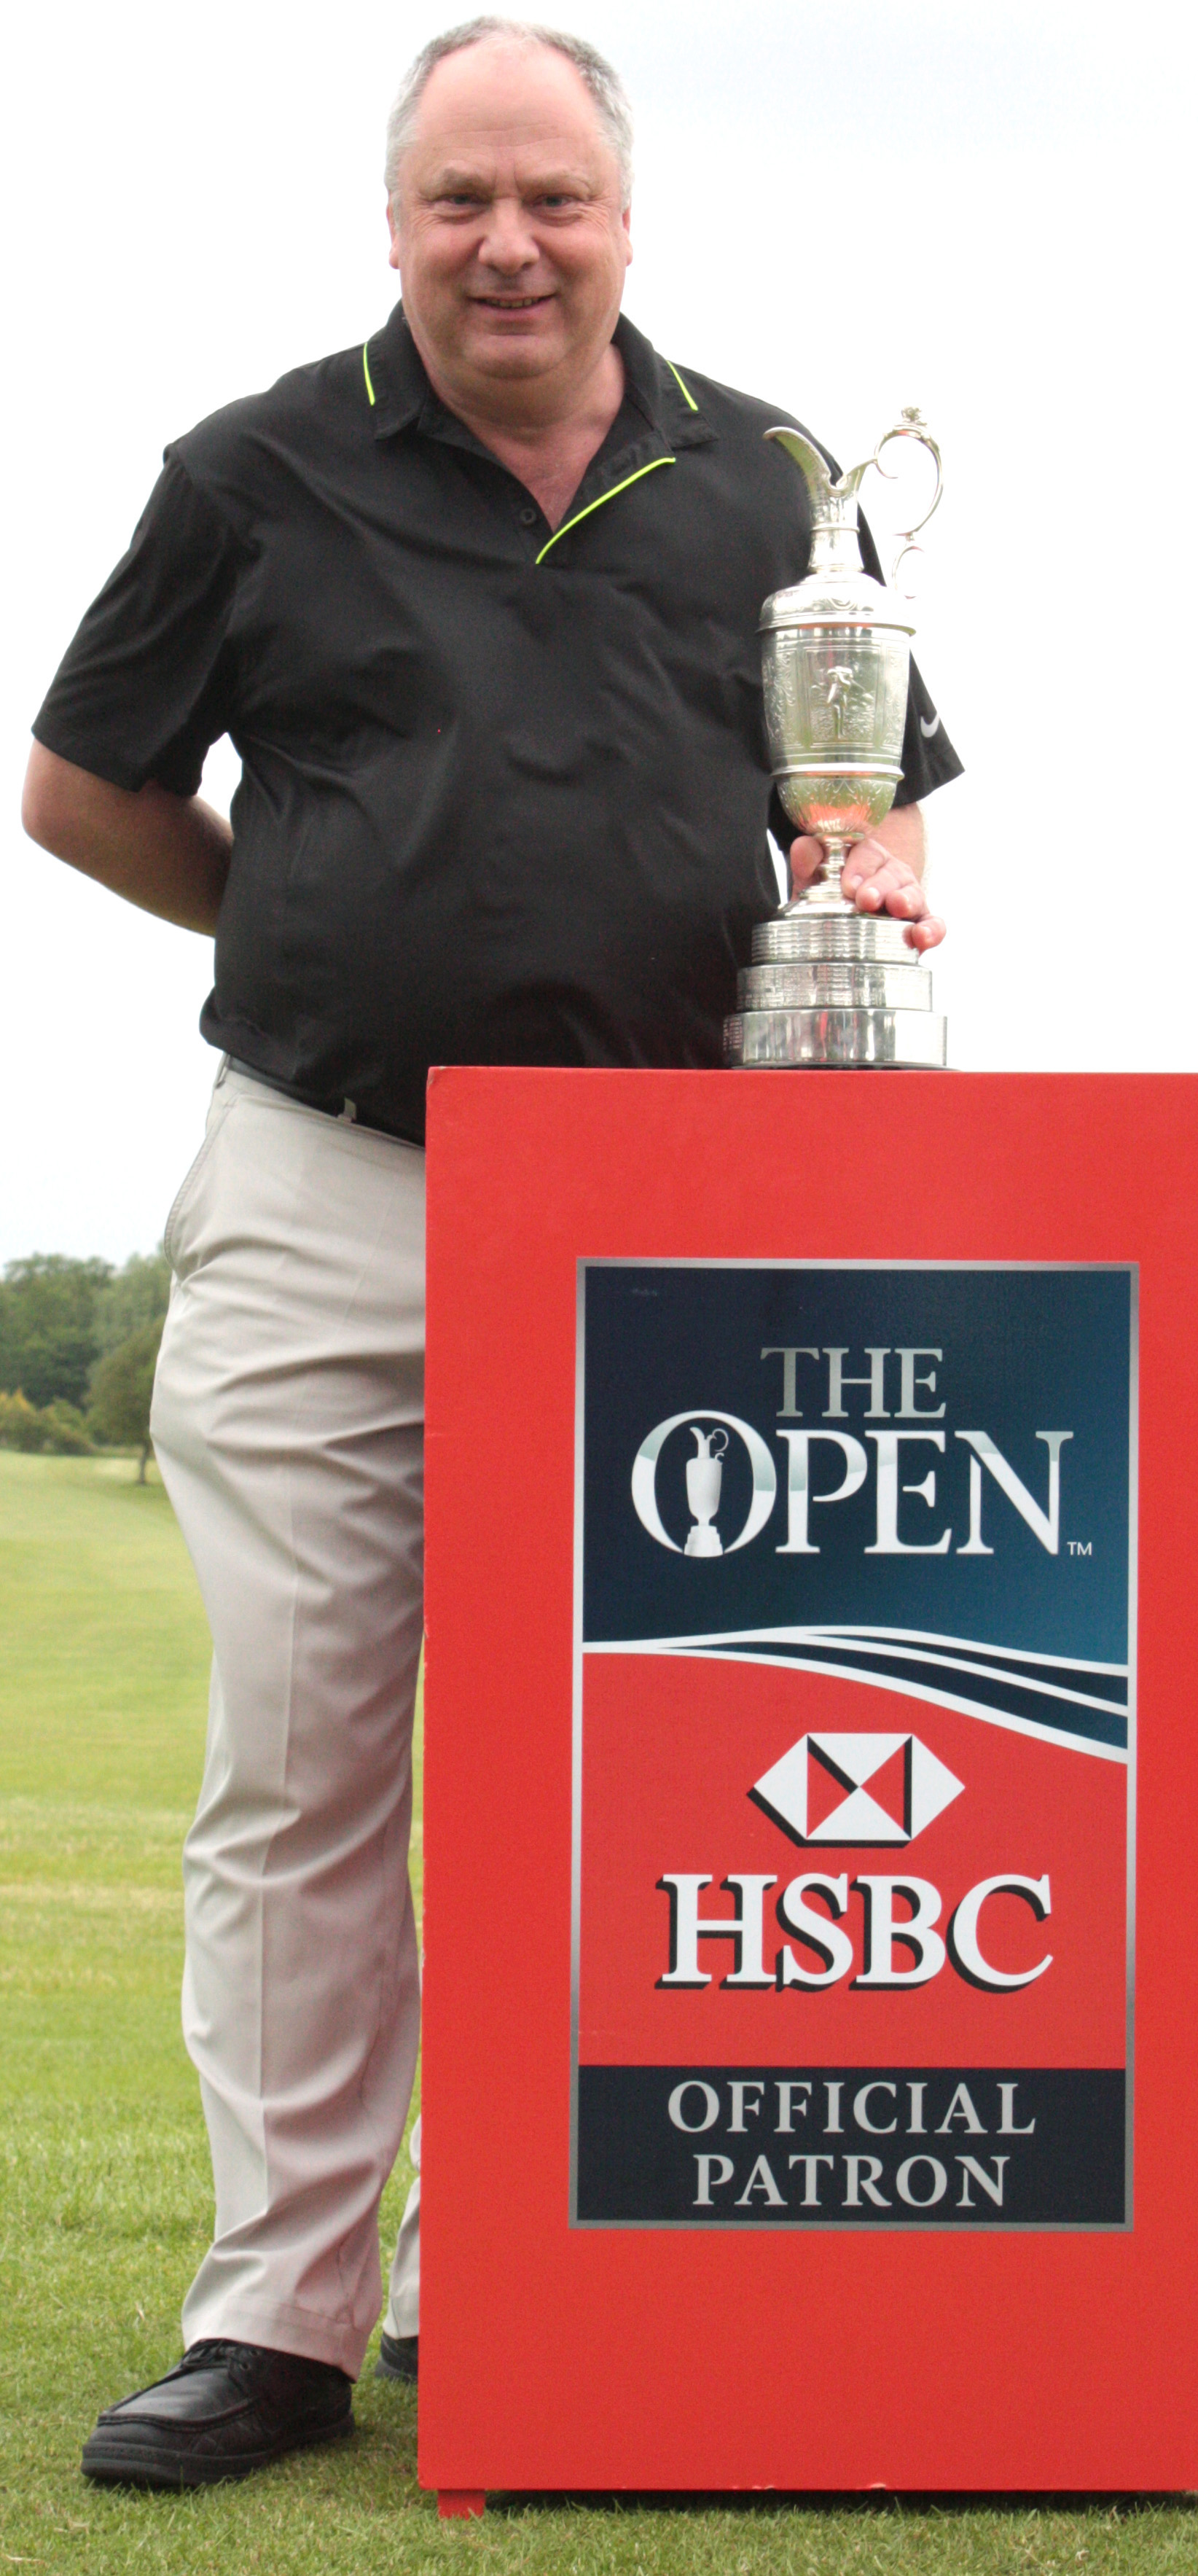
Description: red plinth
xmin=419 ymin=1069 xmax=1198 ymax=2501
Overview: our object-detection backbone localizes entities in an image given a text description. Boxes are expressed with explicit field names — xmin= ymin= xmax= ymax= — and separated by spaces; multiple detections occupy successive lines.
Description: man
xmin=23 ymin=15 xmax=960 ymax=2489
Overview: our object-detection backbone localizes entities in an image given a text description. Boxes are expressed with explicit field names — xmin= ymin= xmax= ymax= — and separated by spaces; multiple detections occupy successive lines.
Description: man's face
xmin=388 ymin=39 xmax=633 ymax=411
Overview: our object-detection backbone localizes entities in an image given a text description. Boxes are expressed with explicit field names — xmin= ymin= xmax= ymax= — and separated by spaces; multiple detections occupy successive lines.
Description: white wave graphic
xmin=584 ymin=1625 xmax=1129 ymax=1761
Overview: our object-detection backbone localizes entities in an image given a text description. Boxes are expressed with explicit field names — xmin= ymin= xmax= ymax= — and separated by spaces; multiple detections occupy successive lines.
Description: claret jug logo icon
xmin=631 ymin=1412 xmax=776 ymax=1557
xmin=574 ymin=1262 xmax=1135 ymax=2232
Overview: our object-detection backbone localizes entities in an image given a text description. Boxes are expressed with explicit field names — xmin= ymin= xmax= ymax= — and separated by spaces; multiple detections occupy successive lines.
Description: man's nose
xmin=477 ymin=196 xmax=540 ymax=271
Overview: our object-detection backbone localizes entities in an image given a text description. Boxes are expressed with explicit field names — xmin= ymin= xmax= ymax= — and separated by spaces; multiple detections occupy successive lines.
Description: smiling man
xmin=23 ymin=16 xmax=960 ymax=2490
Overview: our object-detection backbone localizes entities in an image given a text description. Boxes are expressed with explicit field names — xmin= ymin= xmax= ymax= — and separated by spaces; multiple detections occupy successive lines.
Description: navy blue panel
xmin=582 ymin=1265 xmax=1132 ymax=1674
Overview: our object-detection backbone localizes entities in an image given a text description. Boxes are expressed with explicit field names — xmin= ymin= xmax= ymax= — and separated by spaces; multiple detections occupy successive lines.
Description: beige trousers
xmin=151 ymin=1064 xmax=425 ymax=2376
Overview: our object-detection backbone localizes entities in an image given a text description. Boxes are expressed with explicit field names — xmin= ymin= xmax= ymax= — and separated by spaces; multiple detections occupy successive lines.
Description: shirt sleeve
xmin=31 ymin=452 xmax=244 ymax=797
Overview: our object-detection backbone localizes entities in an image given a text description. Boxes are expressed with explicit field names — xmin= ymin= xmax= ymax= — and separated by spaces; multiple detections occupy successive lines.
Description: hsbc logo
xmin=657 ymin=1739 xmax=1052 ymax=1997
xmin=751 ymin=1730 xmax=964 ymax=1846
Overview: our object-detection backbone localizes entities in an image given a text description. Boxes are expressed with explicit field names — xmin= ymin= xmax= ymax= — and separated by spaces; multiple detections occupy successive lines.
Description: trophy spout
xmin=764 ymin=426 xmax=837 ymax=509
xmin=764 ymin=426 xmax=872 ymax=515
xmin=764 ymin=427 xmax=871 ymax=576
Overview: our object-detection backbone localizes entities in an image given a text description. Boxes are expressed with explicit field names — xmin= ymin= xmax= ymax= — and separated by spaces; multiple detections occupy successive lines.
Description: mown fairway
xmin=1 ymin=1449 xmax=1193 ymax=2572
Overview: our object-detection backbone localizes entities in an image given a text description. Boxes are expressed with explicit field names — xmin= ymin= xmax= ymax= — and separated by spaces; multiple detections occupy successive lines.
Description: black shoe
xmin=375 ymin=2330 xmax=418 ymax=2382
xmin=82 ymin=2339 xmax=353 ymax=2489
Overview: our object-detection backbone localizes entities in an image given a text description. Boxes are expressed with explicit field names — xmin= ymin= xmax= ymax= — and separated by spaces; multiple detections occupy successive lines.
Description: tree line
xmin=0 ymin=1252 xmax=171 ymax=1481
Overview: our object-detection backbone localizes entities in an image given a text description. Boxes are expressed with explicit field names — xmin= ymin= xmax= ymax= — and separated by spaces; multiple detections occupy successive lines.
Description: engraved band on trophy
xmin=724 ymin=410 xmax=947 ymax=1071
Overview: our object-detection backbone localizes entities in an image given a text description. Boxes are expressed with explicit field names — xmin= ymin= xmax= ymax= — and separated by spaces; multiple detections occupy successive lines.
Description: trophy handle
xmin=872 ymin=407 xmax=943 ymax=589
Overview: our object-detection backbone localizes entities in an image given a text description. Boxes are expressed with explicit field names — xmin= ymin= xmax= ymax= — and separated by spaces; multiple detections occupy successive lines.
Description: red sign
xmin=421 ymin=1070 xmax=1198 ymax=2503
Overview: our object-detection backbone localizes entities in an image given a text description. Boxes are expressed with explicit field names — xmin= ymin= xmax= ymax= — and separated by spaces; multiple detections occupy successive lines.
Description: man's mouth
xmin=471 ymin=293 xmax=553 ymax=310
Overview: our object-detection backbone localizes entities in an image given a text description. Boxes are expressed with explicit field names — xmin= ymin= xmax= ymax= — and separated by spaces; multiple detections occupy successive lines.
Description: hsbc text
xmin=657 ymin=1870 xmax=1053 ymax=1991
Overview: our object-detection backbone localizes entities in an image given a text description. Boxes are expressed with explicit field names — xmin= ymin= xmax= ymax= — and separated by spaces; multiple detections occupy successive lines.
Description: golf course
xmin=1 ymin=1447 xmax=1192 ymax=2571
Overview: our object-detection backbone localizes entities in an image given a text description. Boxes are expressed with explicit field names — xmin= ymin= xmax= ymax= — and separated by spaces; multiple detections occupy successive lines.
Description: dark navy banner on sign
xmin=581 ymin=1265 xmax=1132 ymax=1750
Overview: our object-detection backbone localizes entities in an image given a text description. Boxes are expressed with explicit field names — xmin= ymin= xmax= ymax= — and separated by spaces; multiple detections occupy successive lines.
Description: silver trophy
xmin=724 ymin=410 xmax=947 ymax=1070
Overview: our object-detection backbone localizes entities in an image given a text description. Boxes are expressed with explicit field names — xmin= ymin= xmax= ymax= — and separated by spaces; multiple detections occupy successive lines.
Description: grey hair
xmin=385 ymin=17 xmax=634 ymax=206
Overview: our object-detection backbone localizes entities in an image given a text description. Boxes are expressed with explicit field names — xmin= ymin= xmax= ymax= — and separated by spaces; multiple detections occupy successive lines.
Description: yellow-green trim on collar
xmin=534 ymin=453 xmax=676 ymax=566
xmin=362 ymin=343 xmax=377 ymax=407
xmin=665 ymin=359 xmax=699 ymax=414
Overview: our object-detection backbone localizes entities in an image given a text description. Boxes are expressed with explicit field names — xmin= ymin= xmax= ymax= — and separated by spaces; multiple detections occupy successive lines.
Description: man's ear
xmin=387 ymin=192 xmax=402 ymax=272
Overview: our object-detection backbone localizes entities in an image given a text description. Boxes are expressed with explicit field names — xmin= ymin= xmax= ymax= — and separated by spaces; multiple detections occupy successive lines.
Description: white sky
xmin=2 ymin=0 xmax=1193 ymax=1263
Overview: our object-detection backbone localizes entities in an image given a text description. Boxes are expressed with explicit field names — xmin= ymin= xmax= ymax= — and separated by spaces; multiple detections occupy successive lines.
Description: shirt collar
xmin=363 ymin=302 xmax=713 ymax=453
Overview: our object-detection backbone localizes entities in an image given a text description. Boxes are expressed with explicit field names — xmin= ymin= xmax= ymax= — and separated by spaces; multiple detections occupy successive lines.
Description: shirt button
xmin=519 ymin=505 xmax=538 ymax=526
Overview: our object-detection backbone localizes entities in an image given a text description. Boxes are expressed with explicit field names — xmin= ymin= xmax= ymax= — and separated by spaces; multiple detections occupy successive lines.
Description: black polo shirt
xmin=34 ymin=307 xmax=962 ymax=1142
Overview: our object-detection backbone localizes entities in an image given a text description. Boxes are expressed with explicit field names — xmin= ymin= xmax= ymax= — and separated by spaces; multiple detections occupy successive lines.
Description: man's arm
xmin=789 ymin=802 xmax=945 ymax=953
xmin=22 ymin=743 xmax=232 ymax=937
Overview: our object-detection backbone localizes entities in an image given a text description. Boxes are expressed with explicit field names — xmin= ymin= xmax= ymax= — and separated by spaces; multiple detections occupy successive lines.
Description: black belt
xmin=225 ymin=1058 xmax=419 ymax=1146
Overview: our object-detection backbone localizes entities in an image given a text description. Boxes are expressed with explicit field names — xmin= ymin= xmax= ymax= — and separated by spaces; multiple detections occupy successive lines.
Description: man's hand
xmin=789 ymin=800 xmax=945 ymax=953
xmin=22 ymin=743 xmax=232 ymax=936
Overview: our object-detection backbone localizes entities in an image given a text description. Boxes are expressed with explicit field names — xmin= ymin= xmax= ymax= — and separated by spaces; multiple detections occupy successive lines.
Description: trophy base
xmin=725 ymin=903 xmax=947 ymax=1069
xmin=753 ymin=911 xmax=916 ymax=965
xmin=724 ymin=1006 xmax=947 ymax=1069
xmin=684 ymin=1524 xmax=724 ymax=1557
xmin=738 ymin=959 xmax=933 ymax=1013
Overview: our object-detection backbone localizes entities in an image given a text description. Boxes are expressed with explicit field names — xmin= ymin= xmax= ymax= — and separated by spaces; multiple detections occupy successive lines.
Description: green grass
xmin=1 ymin=1450 xmax=1194 ymax=2572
